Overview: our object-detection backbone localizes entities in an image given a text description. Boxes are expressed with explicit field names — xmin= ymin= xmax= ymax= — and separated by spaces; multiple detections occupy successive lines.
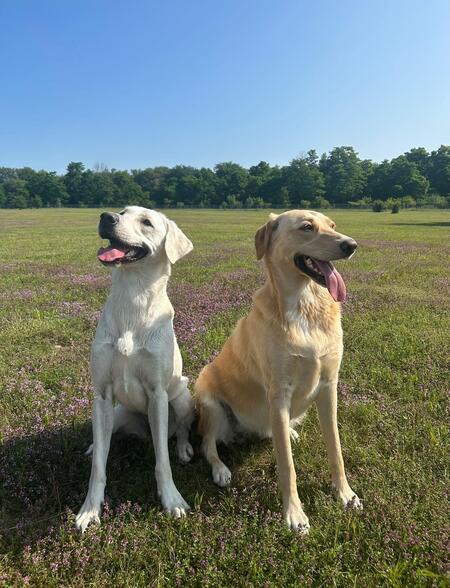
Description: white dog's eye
xmin=142 ymin=219 xmax=153 ymax=227
xmin=301 ymin=223 xmax=313 ymax=231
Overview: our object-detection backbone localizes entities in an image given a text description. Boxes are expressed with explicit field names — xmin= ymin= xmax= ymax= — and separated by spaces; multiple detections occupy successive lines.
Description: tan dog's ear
xmin=255 ymin=216 xmax=279 ymax=260
xmin=165 ymin=219 xmax=193 ymax=264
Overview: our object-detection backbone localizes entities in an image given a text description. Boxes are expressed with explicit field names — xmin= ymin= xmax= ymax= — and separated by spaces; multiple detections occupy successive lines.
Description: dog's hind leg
xmin=112 ymin=404 xmax=149 ymax=438
xmin=198 ymin=395 xmax=232 ymax=487
xmin=170 ymin=377 xmax=194 ymax=464
xmin=85 ymin=404 xmax=148 ymax=455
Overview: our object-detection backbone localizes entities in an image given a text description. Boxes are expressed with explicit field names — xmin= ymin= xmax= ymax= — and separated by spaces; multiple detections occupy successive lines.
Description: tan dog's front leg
xmin=315 ymin=381 xmax=362 ymax=509
xmin=270 ymin=395 xmax=310 ymax=533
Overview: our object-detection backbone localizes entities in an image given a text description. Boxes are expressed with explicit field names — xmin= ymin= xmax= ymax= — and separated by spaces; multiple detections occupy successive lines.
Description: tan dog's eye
xmin=301 ymin=223 xmax=313 ymax=231
xmin=142 ymin=219 xmax=153 ymax=227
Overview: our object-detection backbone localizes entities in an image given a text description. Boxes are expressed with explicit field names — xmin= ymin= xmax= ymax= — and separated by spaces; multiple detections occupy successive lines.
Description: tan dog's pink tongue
xmin=313 ymin=260 xmax=347 ymax=302
xmin=97 ymin=246 xmax=127 ymax=262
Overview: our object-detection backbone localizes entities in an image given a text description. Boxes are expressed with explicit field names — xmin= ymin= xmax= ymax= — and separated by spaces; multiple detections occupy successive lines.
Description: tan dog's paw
xmin=212 ymin=462 xmax=231 ymax=487
xmin=334 ymin=484 xmax=363 ymax=510
xmin=343 ymin=492 xmax=362 ymax=510
xmin=284 ymin=501 xmax=310 ymax=533
xmin=289 ymin=427 xmax=300 ymax=443
xmin=177 ymin=441 xmax=194 ymax=464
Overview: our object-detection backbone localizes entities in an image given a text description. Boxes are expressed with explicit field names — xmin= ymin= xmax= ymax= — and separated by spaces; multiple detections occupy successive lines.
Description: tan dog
xmin=195 ymin=210 xmax=362 ymax=532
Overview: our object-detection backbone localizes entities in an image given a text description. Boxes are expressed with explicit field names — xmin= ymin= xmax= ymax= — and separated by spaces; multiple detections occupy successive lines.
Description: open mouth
xmin=294 ymin=254 xmax=347 ymax=302
xmin=97 ymin=238 xmax=149 ymax=265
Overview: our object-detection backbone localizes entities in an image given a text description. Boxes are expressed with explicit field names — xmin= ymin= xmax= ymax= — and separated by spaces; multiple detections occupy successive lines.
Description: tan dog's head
xmin=97 ymin=206 xmax=193 ymax=268
xmin=255 ymin=210 xmax=357 ymax=302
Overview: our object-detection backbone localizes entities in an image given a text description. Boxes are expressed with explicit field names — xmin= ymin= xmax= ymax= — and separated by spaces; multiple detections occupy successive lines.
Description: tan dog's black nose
xmin=340 ymin=239 xmax=357 ymax=256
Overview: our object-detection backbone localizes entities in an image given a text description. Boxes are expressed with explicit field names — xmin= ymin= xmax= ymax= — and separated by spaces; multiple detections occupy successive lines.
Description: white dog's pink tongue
xmin=97 ymin=245 xmax=127 ymax=262
xmin=313 ymin=259 xmax=347 ymax=302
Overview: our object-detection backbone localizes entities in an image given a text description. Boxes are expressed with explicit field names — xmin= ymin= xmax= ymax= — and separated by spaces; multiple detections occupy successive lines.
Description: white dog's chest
xmin=111 ymin=351 xmax=148 ymax=414
xmin=107 ymin=336 xmax=178 ymax=414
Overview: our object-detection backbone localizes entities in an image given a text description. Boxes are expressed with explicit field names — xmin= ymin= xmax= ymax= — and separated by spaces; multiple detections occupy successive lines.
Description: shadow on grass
xmin=0 ymin=422 xmax=278 ymax=548
xmin=392 ymin=221 xmax=450 ymax=227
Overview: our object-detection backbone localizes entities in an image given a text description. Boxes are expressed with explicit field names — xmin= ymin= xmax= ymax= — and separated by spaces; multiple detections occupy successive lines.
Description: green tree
xmin=367 ymin=161 xmax=392 ymax=200
xmin=389 ymin=156 xmax=429 ymax=198
xmin=80 ymin=170 xmax=116 ymax=207
xmin=28 ymin=171 xmax=68 ymax=207
xmin=214 ymin=162 xmax=248 ymax=204
xmin=3 ymin=179 xmax=29 ymax=208
xmin=286 ymin=154 xmax=325 ymax=204
xmin=226 ymin=194 xmax=242 ymax=208
xmin=320 ymin=147 xmax=366 ymax=204
xmin=428 ymin=146 xmax=450 ymax=195
xmin=272 ymin=186 xmax=290 ymax=209
xmin=405 ymin=147 xmax=429 ymax=177
xmin=111 ymin=171 xmax=148 ymax=206
xmin=64 ymin=162 xmax=88 ymax=206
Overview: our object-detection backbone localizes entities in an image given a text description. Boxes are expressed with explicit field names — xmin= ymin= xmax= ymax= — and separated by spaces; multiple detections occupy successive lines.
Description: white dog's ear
xmin=165 ymin=219 xmax=193 ymax=264
xmin=255 ymin=215 xmax=279 ymax=260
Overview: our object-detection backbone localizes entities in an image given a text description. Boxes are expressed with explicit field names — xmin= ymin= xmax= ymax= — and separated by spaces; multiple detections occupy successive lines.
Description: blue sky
xmin=0 ymin=0 xmax=449 ymax=172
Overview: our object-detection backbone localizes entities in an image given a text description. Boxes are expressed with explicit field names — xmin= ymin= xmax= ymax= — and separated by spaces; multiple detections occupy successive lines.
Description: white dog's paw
xmin=160 ymin=484 xmax=190 ymax=518
xmin=177 ymin=441 xmax=194 ymax=464
xmin=335 ymin=485 xmax=363 ymax=510
xmin=85 ymin=443 xmax=93 ymax=457
xmin=289 ymin=427 xmax=300 ymax=443
xmin=75 ymin=500 xmax=102 ymax=533
xmin=212 ymin=462 xmax=232 ymax=487
xmin=284 ymin=501 xmax=310 ymax=534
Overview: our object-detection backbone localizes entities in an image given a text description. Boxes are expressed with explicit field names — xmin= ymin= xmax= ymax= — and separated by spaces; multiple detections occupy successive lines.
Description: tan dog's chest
xmin=284 ymin=299 xmax=343 ymax=359
xmin=285 ymin=354 xmax=339 ymax=419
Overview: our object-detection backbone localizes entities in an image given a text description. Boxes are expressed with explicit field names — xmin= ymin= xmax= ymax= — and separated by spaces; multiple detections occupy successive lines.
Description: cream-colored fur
xmin=76 ymin=206 xmax=194 ymax=532
xmin=195 ymin=210 xmax=362 ymax=532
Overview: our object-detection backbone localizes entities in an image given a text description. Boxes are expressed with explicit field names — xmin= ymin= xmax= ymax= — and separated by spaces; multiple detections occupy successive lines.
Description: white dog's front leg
xmin=147 ymin=386 xmax=190 ymax=517
xmin=76 ymin=386 xmax=114 ymax=532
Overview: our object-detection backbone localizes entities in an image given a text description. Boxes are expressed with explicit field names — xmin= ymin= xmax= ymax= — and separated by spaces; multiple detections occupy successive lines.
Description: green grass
xmin=0 ymin=208 xmax=449 ymax=587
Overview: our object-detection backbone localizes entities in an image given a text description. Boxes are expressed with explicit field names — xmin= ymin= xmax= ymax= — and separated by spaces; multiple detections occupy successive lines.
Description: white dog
xmin=75 ymin=206 xmax=195 ymax=532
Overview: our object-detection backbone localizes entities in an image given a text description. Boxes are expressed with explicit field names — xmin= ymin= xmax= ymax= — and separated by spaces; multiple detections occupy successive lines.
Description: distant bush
xmin=311 ymin=196 xmax=331 ymax=209
xmin=372 ymin=200 xmax=387 ymax=212
xmin=401 ymin=195 xmax=416 ymax=208
xmin=391 ymin=203 xmax=400 ymax=213
xmin=348 ymin=197 xmax=373 ymax=209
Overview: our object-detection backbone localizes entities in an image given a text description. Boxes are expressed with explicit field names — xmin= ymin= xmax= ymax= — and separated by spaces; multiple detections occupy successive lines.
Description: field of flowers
xmin=0 ymin=208 xmax=448 ymax=587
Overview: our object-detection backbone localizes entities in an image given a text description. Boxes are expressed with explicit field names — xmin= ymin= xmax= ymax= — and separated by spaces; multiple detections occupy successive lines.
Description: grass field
xmin=0 ymin=208 xmax=449 ymax=587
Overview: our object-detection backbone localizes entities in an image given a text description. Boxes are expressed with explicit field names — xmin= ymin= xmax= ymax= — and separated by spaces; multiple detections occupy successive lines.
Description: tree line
xmin=1 ymin=145 xmax=449 ymax=210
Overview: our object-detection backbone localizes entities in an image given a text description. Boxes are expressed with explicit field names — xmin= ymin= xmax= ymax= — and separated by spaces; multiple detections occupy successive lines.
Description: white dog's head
xmin=97 ymin=206 xmax=193 ymax=267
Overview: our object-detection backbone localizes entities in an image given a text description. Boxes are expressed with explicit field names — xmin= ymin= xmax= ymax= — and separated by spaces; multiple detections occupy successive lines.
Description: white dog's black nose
xmin=100 ymin=212 xmax=119 ymax=226
xmin=340 ymin=239 xmax=357 ymax=256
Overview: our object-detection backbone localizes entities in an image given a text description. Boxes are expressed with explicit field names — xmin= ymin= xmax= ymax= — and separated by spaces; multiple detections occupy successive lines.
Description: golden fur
xmin=195 ymin=210 xmax=362 ymax=532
